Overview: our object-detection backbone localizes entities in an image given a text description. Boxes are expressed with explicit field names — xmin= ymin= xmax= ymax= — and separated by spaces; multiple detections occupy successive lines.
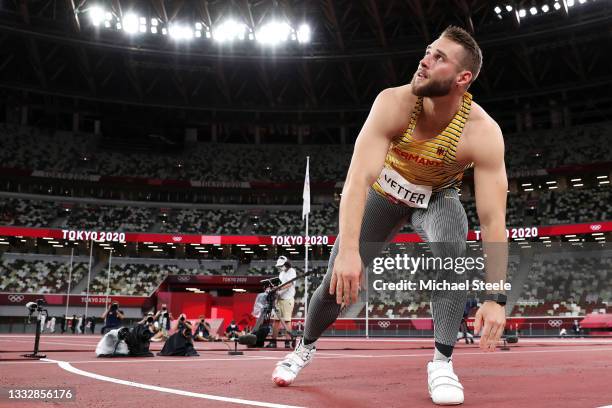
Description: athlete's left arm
xmin=471 ymin=121 xmax=509 ymax=352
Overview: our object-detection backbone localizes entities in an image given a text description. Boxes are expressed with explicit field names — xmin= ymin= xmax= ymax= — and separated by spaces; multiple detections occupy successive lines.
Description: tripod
xmin=251 ymin=269 xmax=315 ymax=347
xmin=251 ymin=289 xmax=296 ymax=347
xmin=22 ymin=305 xmax=48 ymax=359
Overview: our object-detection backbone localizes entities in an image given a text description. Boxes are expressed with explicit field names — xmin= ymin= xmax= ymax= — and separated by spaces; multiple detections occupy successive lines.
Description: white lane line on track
xmin=42 ymin=358 xmax=305 ymax=408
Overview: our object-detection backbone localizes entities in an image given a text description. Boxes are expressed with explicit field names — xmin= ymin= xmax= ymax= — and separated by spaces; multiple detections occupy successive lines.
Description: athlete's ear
xmin=456 ymin=70 xmax=473 ymax=88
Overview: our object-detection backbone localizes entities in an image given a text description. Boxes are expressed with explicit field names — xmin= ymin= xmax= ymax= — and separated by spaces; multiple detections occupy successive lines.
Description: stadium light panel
xmin=139 ymin=25 xmax=147 ymax=33
xmin=195 ymin=30 xmax=202 ymax=38
xmin=578 ymin=0 xmax=586 ymax=3
xmin=195 ymin=22 xmax=203 ymax=30
xmin=151 ymin=18 xmax=158 ymax=26
xmin=518 ymin=9 xmax=527 ymax=17
xmin=89 ymin=6 xmax=105 ymax=26
xmin=169 ymin=25 xmax=194 ymax=40
xmin=151 ymin=26 xmax=158 ymax=34
xmin=566 ymin=0 xmax=575 ymax=6
xmin=161 ymin=28 xmax=168 ymax=35
xmin=256 ymin=21 xmax=292 ymax=45
xmin=213 ymin=19 xmax=247 ymax=43
xmin=530 ymin=6 xmax=538 ymax=15
xmin=494 ymin=6 xmax=502 ymax=14
xmin=105 ymin=12 xmax=112 ymax=21
xmin=296 ymin=24 xmax=311 ymax=44
xmin=542 ymin=4 xmax=550 ymax=12
xmin=104 ymin=21 xmax=111 ymax=28
xmin=122 ymin=14 xmax=140 ymax=34
xmin=506 ymin=5 xmax=513 ymax=11
xmin=554 ymin=2 xmax=562 ymax=10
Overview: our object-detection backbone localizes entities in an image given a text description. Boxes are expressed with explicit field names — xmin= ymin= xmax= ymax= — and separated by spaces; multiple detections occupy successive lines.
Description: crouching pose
xmin=158 ymin=321 xmax=199 ymax=357
xmin=96 ymin=317 xmax=158 ymax=357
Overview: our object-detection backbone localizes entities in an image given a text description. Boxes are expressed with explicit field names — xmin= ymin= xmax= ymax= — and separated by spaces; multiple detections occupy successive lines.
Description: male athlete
xmin=272 ymin=26 xmax=508 ymax=405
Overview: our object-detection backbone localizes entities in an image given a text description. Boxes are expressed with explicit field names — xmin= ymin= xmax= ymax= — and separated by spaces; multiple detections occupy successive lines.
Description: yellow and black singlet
xmin=372 ymin=91 xmax=474 ymax=206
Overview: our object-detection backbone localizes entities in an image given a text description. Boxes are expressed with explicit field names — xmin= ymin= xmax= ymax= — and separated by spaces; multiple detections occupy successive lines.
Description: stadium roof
xmin=0 ymin=0 xmax=611 ymax=129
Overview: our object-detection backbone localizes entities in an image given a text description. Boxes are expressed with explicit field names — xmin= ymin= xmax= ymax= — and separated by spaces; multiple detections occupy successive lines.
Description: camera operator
xmin=101 ymin=301 xmax=124 ymax=334
xmin=194 ymin=315 xmax=218 ymax=342
xmin=176 ymin=313 xmax=189 ymax=332
xmin=158 ymin=320 xmax=199 ymax=356
xmin=267 ymin=256 xmax=296 ymax=348
xmin=152 ymin=304 xmax=173 ymax=341
xmin=224 ymin=320 xmax=241 ymax=341
xmin=95 ymin=316 xmax=158 ymax=357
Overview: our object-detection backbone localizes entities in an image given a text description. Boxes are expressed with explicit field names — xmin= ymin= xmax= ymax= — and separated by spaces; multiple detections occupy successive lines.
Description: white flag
xmin=302 ymin=157 xmax=310 ymax=220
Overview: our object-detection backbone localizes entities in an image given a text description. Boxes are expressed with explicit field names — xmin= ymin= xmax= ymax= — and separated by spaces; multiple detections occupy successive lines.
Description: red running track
xmin=0 ymin=335 xmax=611 ymax=408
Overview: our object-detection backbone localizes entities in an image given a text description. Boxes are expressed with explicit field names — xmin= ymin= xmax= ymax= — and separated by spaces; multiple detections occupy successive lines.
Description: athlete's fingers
xmin=486 ymin=324 xmax=496 ymax=351
xmin=479 ymin=320 xmax=492 ymax=351
xmin=342 ymin=276 xmax=353 ymax=305
xmin=490 ymin=323 xmax=505 ymax=352
xmin=335 ymin=276 xmax=344 ymax=304
xmin=350 ymin=276 xmax=359 ymax=304
xmin=329 ymin=272 xmax=337 ymax=296
xmin=473 ymin=308 xmax=483 ymax=335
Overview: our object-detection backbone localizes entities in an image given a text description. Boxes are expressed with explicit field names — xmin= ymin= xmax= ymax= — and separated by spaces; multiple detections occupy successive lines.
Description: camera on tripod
xmin=26 ymin=298 xmax=46 ymax=314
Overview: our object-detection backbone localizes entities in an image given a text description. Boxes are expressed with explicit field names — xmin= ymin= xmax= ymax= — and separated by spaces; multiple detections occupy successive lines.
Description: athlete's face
xmin=411 ymin=37 xmax=467 ymax=97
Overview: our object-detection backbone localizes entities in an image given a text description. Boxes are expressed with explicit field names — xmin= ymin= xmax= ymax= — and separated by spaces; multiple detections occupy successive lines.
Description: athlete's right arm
xmin=330 ymin=88 xmax=404 ymax=305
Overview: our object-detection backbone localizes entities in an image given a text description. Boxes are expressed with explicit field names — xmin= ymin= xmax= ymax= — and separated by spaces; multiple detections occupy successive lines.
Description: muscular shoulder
xmin=463 ymin=102 xmax=504 ymax=165
xmin=378 ymin=85 xmax=418 ymax=112
xmin=371 ymin=85 xmax=418 ymax=135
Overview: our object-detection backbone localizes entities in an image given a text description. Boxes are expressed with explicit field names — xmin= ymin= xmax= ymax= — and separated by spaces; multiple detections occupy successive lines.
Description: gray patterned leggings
xmin=304 ymin=187 xmax=469 ymax=348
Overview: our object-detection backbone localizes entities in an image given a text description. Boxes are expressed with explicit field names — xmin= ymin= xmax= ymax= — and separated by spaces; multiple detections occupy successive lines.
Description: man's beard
xmin=411 ymin=74 xmax=454 ymax=97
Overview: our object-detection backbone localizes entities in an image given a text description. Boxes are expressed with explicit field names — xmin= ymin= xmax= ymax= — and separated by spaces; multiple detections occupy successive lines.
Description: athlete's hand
xmin=329 ymin=250 xmax=363 ymax=305
xmin=473 ymin=301 xmax=506 ymax=352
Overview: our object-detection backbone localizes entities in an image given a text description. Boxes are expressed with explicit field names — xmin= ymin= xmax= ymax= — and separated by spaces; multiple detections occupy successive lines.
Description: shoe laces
xmin=294 ymin=340 xmax=315 ymax=362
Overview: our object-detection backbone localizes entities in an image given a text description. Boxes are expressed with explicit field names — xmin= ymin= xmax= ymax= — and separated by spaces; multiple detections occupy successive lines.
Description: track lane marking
xmin=42 ymin=358 xmax=305 ymax=408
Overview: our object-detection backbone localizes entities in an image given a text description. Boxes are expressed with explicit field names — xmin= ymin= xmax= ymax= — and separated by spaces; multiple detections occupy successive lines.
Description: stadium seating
xmin=160 ymin=208 xmax=246 ymax=234
xmin=2 ymin=121 xmax=610 ymax=182
xmin=0 ymin=198 xmax=59 ymax=227
xmin=0 ymin=255 xmax=88 ymax=293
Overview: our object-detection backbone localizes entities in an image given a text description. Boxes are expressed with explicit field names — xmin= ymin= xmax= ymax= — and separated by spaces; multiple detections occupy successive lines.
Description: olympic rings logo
xmin=177 ymin=275 xmax=191 ymax=282
xmin=8 ymin=295 xmax=25 ymax=303
xmin=548 ymin=319 xmax=563 ymax=328
xmin=590 ymin=224 xmax=602 ymax=231
xmin=377 ymin=320 xmax=391 ymax=328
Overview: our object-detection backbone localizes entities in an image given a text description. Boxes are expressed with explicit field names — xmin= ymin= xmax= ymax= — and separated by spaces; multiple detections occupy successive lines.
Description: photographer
xmin=224 ymin=320 xmax=241 ymax=340
xmin=176 ymin=313 xmax=189 ymax=332
xmin=158 ymin=320 xmax=199 ymax=357
xmin=268 ymin=256 xmax=296 ymax=348
xmin=152 ymin=304 xmax=173 ymax=341
xmin=194 ymin=315 xmax=218 ymax=342
xmin=95 ymin=317 xmax=158 ymax=357
xmin=101 ymin=301 xmax=124 ymax=334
